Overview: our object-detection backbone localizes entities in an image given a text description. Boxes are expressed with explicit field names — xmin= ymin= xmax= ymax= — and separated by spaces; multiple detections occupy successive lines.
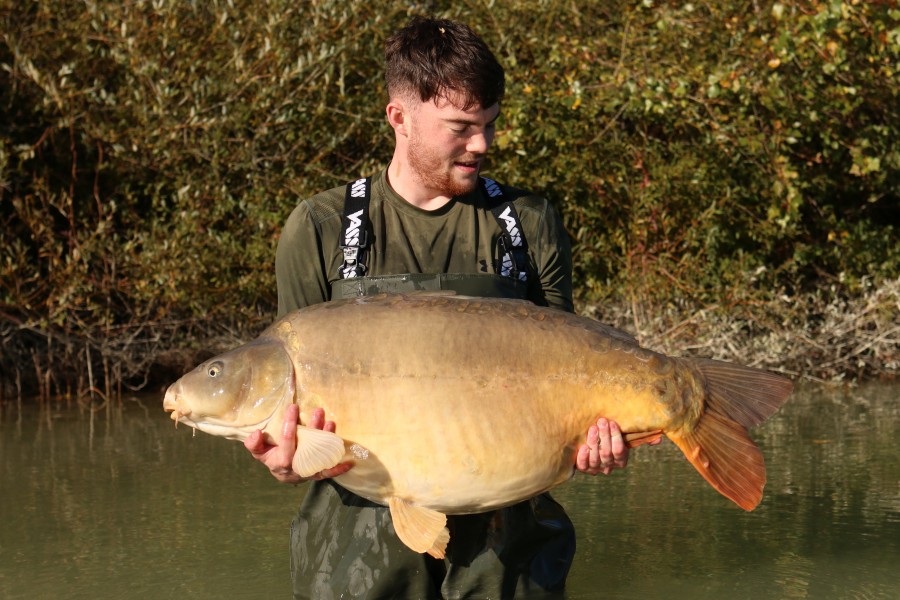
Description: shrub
xmin=1 ymin=0 xmax=897 ymax=401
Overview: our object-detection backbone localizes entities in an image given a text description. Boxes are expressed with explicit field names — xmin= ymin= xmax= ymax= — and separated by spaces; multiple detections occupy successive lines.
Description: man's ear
xmin=386 ymin=99 xmax=409 ymax=137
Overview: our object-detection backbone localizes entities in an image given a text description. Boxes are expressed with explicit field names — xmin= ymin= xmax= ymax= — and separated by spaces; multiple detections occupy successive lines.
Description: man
xmin=245 ymin=16 xmax=641 ymax=599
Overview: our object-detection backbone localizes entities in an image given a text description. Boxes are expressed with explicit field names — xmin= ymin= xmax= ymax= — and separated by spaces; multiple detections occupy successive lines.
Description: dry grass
xmin=583 ymin=277 xmax=899 ymax=384
xmin=2 ymin=279 xmax=896 ymax=412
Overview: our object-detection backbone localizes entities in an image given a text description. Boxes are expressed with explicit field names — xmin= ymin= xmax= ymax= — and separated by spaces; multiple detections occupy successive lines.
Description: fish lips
xmin=163 ymin=374 xmax=296 ymax=441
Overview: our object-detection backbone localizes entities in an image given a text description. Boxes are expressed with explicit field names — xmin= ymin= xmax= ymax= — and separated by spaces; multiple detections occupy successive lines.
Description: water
xmin=1 ymin=382 xmax=897 ymax=599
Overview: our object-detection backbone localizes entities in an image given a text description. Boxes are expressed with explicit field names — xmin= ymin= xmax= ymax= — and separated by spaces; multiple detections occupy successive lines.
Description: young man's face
xmin=406 ymin=92 xmax=500 ymax=198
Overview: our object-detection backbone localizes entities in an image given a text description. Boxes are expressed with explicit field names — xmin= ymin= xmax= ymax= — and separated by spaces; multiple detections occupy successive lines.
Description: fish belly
xmin=308 ymin=378 xmax=591 ymax=513
xmin=282 ymin=295 xmax=682 ymax=514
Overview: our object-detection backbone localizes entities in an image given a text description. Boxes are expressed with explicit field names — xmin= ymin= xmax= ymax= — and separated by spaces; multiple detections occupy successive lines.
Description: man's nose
xmin=467 ymin=129 xmax=493 ymax=154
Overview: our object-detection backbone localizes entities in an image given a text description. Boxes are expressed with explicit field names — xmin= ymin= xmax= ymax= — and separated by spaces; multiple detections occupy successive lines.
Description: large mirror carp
xmin=163 ymin=293 xmax=792 ymax=558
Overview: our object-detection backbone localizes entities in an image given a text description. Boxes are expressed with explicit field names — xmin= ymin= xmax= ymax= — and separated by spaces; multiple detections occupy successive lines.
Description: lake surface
xmin=1 ymin=382 xmax=897 ymax=599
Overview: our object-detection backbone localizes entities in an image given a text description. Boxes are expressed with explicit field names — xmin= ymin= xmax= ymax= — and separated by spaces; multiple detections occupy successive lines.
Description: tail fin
xmin=668 ymin=360 xmax=792 ymax=511
xmin=694 ymin=359 xmax=793 ymax=428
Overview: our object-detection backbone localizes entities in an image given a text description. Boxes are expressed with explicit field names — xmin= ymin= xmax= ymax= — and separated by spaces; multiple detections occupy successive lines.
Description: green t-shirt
xmin=275 ymin=169 xmax=574 ymax=314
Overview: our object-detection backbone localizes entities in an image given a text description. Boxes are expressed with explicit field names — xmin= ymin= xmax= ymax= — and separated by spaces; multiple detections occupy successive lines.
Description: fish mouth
xmin=162 ymin=388 xmax=191 ymax=424
xmin=164 ymin=400 xmax=281 ymax=440
xmin=162 ymin=380 xmax=293 ymax=441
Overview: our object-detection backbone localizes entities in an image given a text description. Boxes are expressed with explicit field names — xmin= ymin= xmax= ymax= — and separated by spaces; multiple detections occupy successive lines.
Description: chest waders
xmin=289 ymin=177 xmax=574 ymax=600
xmin=331 ymin=176 xmax=531 ymax=300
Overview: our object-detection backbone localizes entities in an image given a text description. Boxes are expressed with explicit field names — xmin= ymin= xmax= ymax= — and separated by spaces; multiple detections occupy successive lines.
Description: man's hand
xmin=244 ymin=404 xmax=353 ymax=484
xmin=575 ymin=417 xmax=659 ymax=475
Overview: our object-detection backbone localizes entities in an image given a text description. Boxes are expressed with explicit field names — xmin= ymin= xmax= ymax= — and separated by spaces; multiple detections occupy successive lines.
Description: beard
xmin=408 ymin=130 xmax=480 ymax=198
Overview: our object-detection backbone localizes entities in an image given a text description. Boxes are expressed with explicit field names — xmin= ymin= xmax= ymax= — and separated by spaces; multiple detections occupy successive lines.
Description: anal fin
xmin=623 ymin=430 xmax=664 ymax=448
xmin=388 ymin=497 xmax=449 ymax=558
xmin=291 ymin=427 xmax=346 ymax=478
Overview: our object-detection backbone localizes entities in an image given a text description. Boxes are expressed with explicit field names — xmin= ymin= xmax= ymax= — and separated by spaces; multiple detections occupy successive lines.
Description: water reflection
xmin=556 ymin=381 xmax=900 ymax=599
xmin=0 ymin=398 xmax=295 ymax=599
xmin=0 ymin=383 xmax=897 ymax=599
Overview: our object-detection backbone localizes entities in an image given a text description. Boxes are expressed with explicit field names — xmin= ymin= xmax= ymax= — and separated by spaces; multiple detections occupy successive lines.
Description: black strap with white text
xmin=482 ymin=177 xmax=528 ymax=282
xmin=338 ymin=177 xmax=371 ymax=279
xmin=338 ymin=176 xmax=528 ymax=283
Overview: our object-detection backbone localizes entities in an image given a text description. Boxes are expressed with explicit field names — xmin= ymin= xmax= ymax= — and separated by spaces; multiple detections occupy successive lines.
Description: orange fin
xmin=388 ymin=497 xmax=449 ymax=558
xmin=668 ymin=410 xmax=766 ymax=510
xmin=694 ymin=359 xmax=793 ymax=428
xmin=664 ymin=360 xmax=791 ymax=510
xmin=623 ymin=430 xmax=664 ymax=448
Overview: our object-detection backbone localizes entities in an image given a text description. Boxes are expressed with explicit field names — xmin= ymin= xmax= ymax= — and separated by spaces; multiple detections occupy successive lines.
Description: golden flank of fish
xmin=163 ymin=293 xmax=792 ymax=558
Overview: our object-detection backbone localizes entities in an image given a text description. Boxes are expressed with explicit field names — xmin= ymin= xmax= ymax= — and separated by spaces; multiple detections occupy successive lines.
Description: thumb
xmin=243 ymin=429 xmax=263 ymax=453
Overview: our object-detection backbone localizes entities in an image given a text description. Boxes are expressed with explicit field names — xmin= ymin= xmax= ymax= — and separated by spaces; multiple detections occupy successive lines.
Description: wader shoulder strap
xmin=481 ymin=177 xmax=528 ymax=282
xmin=338 ymin=177 xmax=371 ymax=279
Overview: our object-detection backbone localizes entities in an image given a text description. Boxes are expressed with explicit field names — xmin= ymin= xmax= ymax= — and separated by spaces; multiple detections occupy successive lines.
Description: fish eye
xmin=207 ymin=361 xmax=224 ymax=378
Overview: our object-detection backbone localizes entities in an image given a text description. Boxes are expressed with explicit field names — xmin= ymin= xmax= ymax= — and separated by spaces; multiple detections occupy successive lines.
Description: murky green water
xmin=1 ymin=382 xmax=897 ymax=599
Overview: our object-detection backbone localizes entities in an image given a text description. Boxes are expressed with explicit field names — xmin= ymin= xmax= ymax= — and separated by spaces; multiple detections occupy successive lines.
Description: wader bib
xmin=289 ymin=179 xmax=576 ymax=600
xmin=332 ymin=176 xmax=530 ymax=300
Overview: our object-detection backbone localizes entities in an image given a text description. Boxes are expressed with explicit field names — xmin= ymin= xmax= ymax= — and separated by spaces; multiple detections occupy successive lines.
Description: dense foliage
xmin=1 ymin=0 xmax=897 ymax=401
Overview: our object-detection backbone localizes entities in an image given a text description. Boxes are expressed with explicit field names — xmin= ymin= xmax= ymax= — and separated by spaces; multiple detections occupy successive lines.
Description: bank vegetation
xmin=1 ymin=0 xmax=897 ymax=409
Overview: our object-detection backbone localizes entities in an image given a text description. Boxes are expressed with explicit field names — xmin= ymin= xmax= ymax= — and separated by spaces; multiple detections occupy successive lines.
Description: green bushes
xmin=1 ymin=0 xmax=897 ymax=400
xmin=489 ymin=1 xmax=898 ymax=298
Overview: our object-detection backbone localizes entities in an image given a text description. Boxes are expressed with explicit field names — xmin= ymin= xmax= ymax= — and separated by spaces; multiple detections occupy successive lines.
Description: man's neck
xmin=386 ymin=157 xmax=454 ymax=211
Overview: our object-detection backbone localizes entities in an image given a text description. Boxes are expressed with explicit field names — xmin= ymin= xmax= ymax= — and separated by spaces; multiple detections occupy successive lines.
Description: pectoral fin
xmin=388 ymin=497 xmax=450 ymax=559
xmin=291 ymin=427 xmax=346 ymax=478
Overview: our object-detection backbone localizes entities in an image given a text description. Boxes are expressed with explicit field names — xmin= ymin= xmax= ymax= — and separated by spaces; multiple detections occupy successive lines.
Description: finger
xmin=283 ymin=404 xmax=301 ymax=438
xmin=597 ymin=418 xmax=613 ymax=467
xmin=587 ymin=423 xmax=601 ymax=469
xmin=324 ymin=420 xmax=337 ymax=434
xmin=609 ymin=421 xmax=628 ymax=468
xmin=270 ymin=404 xmax=300 ymax=468
xmin=308 ymin=407 xmax=325 ymax=430
xmin=244 ymin=429 xmax=262 ymax=453
xmin=315 ymin=461 xmax=354 ymax=480
xmin=575 ymin=442 xmax=591 ymax=472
